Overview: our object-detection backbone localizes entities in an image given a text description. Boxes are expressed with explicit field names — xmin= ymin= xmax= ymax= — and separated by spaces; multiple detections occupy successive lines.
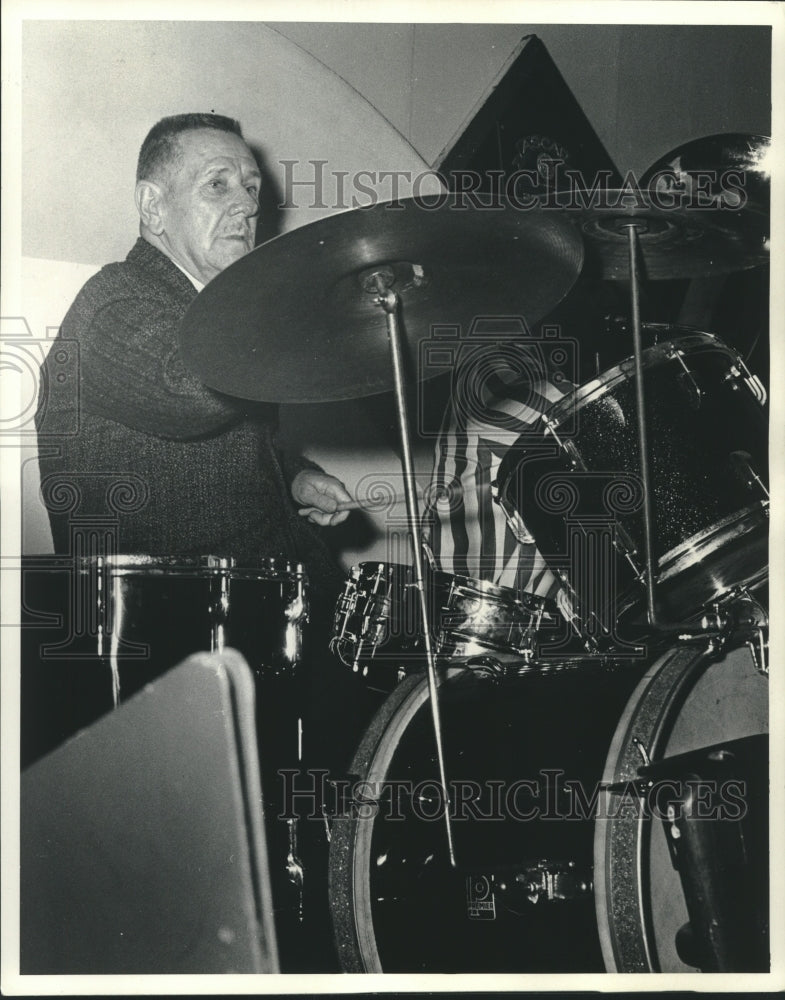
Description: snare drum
xmin=497 ymin=333 xmax=768 ymax=640
xmin=331 ymin=562 xmax=564 ymax=690
xmin=431 ymin=569 xmax=566 ymax=665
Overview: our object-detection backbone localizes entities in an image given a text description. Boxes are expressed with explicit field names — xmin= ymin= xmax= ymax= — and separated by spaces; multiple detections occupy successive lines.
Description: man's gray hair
xmin=136 ymin=113 xmax=244 ymax=183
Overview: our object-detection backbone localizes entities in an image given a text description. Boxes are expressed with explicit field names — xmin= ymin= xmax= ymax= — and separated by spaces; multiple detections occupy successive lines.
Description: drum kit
xmin=174 ymin=132 xmax=772 ymax=976
xmin=25 ymin=135 xmax=770 ymax=973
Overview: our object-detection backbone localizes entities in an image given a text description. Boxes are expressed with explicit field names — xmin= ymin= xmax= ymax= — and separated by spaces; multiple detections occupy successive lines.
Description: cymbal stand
xmin=366 ymin=268 xmax=457 ymax=868
xmin=619 ymin=223 xmax=760 ymax=645
xmin=623 ymin=222 xmax=660 ymax=628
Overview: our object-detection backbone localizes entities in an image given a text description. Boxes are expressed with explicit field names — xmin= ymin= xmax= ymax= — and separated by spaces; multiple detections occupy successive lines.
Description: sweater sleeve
xmin=73 ymin=291 xmax=244 ymax=440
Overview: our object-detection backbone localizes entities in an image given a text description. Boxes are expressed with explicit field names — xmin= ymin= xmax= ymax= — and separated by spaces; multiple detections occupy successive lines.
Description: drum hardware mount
xmin=729 ymin=451 xmax=770 ymax=502
xmin=465 ymin=861 xmax=594 ymax=921
xmin=466 ymin=861 xmax=594 ymax=918
xmin=514 ymin=860 xmax=593 ymax=905
xmin=668 ymin=588 xmax=769 ymax=673
xmin=747 ymin=626 xmax=768 ymax=677
xmin=722 ymin=588 xmax=769 ymax=675
xmin=724 ymin=358 xmax=767 ymax=407
xmin=283 ymin=570 xmax=309 ymax=672
xmin=462 ymin=654 xmax=517 ymax=681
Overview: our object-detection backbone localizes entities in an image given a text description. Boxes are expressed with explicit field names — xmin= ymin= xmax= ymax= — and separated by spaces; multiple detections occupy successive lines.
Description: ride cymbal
xmin=179 ymin=195 xmax=584 ymax=403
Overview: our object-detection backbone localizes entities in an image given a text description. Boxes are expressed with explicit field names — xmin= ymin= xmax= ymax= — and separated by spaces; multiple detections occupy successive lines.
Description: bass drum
xmin=328 ymin=656 xmax=649 ymax=973
xmin=595 ymin=639 xmax=769 ymax=972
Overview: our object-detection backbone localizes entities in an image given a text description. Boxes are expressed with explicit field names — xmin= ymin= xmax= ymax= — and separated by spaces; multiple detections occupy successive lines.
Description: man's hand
xmin=291 ymin=469 xmax=352 ymax=526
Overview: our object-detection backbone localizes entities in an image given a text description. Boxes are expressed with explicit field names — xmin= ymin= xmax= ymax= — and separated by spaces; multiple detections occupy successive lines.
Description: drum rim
xmin=544 ymin=332 xmax=736 ymax=427
xmin=607 ymin=319 xmax=715 ymax=338
xmin=656 ymin=502 xmax=769 ymax=583
xmin=77 ymin=553 xmax=305 ymax=578
xmin=433 ymin=569 xmax=556 ymax=613
xmin=354 ymin=560 xmax=558 ymax=613
xmin=328 ymin=667 xmax=468 ymax=973
xmin=614 ymin=503 xmax=769 ymax=619
xmin=593 ymin=640 xmax=769 ymax=972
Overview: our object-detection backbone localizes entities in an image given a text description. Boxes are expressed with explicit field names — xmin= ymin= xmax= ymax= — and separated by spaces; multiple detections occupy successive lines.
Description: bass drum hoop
xmin=593 ymin=641 xmax=768 ymax=972
xmin=328 ymin=667 xmax=466 ymax=974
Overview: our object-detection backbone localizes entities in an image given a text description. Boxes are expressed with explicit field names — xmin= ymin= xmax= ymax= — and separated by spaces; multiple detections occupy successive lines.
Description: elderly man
xmin=34 ymin=115 xmax=375 ymax=968
xmin=36 ymin=112 xmax=350 ymax=585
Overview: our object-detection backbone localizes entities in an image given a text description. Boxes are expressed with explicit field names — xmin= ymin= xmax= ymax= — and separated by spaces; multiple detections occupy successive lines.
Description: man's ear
xmin=135 ymin=180 xmax=167 ymax=235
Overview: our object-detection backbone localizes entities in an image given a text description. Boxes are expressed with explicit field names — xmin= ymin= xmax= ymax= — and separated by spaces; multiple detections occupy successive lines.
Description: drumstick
xmin=299 ymin=490 xmax=420 ymax=515
xmin=336 ymin=492 xmax=410 ymax=511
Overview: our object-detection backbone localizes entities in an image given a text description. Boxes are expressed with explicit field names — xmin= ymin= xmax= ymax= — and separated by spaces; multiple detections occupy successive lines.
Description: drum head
xmin=594 ymin=641 xmax=768 ymax=972
xmin=328 ymin=659 xmax=647 ymax=973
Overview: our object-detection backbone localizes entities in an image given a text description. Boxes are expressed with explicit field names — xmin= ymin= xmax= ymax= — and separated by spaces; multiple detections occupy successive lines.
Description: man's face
xmin=158 ymin=129 xmax=261 ymax=284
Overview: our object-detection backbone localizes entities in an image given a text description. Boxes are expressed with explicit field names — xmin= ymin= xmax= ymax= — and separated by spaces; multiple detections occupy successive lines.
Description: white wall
xmin=275 ymin=22 xmax=771 ymax=173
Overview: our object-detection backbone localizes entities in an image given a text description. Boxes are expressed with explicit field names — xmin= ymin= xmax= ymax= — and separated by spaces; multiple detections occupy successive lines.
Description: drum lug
xmin=208 ymin=561 xmax=231 ymax=653
xmin=563 ymin=438 xmax=583 ymax=469
xmin=285 ymin=817 xmax=305 ymax=923
xmin=501 ymin=505 xmax=537 ymax=546
xmin=281 ymin=567 xmax=308 ymax=670
xmin=671 ymin=351 xmax=704 ymax=410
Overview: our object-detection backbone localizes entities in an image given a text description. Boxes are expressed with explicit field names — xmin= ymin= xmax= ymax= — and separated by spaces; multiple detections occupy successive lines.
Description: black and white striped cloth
xmin=423 ymin=352 xmax=571 ymax=601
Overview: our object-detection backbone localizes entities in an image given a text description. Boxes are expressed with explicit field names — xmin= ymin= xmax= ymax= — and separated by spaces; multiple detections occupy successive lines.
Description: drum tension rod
xmin=366 ymin=267 xmax=457 ymax=868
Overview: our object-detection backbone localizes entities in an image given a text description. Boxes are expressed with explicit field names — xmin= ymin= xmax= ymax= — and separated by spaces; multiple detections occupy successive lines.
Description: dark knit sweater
xmin=36 ymin=238 xmax=342 ymax=593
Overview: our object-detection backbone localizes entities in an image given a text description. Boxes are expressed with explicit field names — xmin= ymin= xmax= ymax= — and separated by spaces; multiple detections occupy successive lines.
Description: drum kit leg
xmin=174 ymin=139 xmax=771 ymax=973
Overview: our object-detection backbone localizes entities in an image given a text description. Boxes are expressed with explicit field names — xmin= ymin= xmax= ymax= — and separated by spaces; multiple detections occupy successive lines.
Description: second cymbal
xmin=558 ymin=184 xmax=769 ymax=281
